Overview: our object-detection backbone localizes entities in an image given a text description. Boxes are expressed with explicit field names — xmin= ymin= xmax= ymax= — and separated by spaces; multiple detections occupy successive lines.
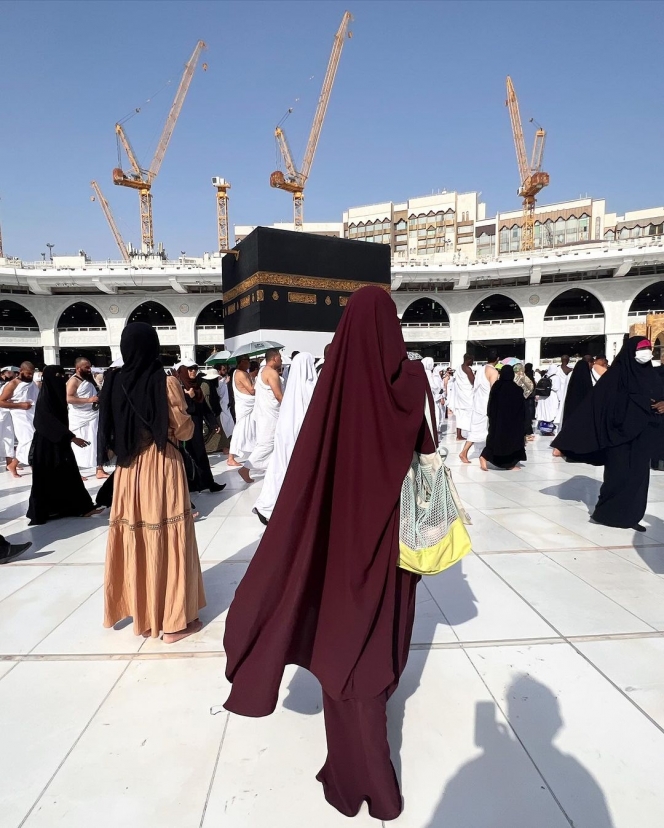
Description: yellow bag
xmin=398 ymin=398 xmax=472 ymax=576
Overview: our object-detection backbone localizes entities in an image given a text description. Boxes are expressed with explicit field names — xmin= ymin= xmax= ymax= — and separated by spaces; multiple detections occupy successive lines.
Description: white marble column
xmin=525 ymin=337 xmax=541 ymax=367
xmin=450 ymin=340 xmax=468 ymax=368
xmin=43 ymin=345 xmax=59 ymax=364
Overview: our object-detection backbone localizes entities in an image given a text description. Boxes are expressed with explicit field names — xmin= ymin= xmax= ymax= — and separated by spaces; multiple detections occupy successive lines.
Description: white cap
xmin=202 ymin=368 xmax=219 ymax=380
xmin=180 ymin=358 xmax=198 ymax=368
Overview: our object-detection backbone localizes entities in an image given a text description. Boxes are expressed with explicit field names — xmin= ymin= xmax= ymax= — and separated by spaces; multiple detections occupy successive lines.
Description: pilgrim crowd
xmin=1 ymin=286 xmax=664 ymax=820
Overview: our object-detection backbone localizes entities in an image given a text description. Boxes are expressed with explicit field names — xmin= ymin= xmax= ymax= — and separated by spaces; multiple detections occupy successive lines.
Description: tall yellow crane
xmin=505 ymin=76 xmax=549 ymax=251
xmin=270 ymin=11 xmax=352 ymax=230
xmin=113 ymin=40 xmax=206 ymax=253
xmin=90 ymin=180 xmax=130 ymax=262
xmin=211 ymin=176 xmax=231 ymax=252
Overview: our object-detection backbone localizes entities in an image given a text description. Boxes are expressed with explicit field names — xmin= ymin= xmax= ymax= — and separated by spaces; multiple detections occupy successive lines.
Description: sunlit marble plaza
xmin=1 ymin=425 xmax=664 ymax=828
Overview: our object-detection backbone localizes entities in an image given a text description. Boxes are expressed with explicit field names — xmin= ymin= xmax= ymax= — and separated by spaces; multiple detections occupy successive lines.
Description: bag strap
xmin=121 ymin=383 xmax=179 ymax=451
xmin=423 ymin=393 xmax=436 ymax=446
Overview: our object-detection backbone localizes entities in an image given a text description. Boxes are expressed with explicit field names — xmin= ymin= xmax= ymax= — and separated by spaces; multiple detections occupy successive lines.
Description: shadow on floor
xmin=423 ymin=675 xmax=615 ymax=828
xmin=540 ymin=475 xmax=601 ymax=512
xmin=633 ymin=513 xmax=664 ymax=574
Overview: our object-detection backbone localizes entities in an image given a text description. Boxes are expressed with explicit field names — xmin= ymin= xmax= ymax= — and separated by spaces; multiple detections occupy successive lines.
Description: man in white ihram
xmin=227 ymin=355 xmax=256 ymax=467
xmin=239 ymin=348 xmax=283 ymax=484
xmin=0 ymin=361 xmax=40 ymax=477
xmin=459 ymin=350 xmax=500 ymax=464
xmin=421 ymin=357 xmax=444 ymax=436
xmin=454 ymin=353 xmax=475 ymax=440
xmin=0 ymin=366 xmax=18 ymax=470
xmin=67 ymin=357 xmax=108 ymax=479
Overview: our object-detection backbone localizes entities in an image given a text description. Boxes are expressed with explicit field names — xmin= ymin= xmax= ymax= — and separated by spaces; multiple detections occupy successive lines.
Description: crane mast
xmin=212 ymin=177 xmax=231 ymax=253
xmin=112 ymin=40 xmax=206 ymax=253
xmin=505 ymin=76 xmax=550 ymax=251
xmin=90 ymin=180 xmax=130 ymax=262
xmin=270 ymin=11 xmax=352 ymax=229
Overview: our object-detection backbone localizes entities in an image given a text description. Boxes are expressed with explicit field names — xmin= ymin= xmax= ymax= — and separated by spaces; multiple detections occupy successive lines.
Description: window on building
xmin=604 ymin=229 xmax=615 ymax=241
xmin=554 ymin=218 xmax=565 ymax=246
xmin=649 ymin=223 xmax=664 ymax=236
xmin=619 ymin=227 xmax=629 ymax=239
xmin=499 ymin=226 xmax=509 ymax=253
xmin=579 ymin=215 xmax=590 ymax=241
xmin=566 ymin=217 xmax=579 ymax=244
xmin=395 ymin=219 xmax=406 ymax=232
xmin=510 ymin=225 xmax=520 ymax=252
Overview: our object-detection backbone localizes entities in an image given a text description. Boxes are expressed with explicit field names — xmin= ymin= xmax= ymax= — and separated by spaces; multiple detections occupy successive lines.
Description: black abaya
xmin=553 ymin=337 xmax=661 ymax=528
xmin=26 ymin=366 xmax=95 ymax=526
xmin=481 ymin=366 xmax=527 ymax=469
xmin=562 ymin=359 xmax=594 ymax=422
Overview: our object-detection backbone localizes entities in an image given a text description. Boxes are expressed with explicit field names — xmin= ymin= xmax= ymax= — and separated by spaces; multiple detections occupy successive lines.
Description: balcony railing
xmin=469 ymin=318 xmax=523 ymax=326
xmin=400 ymin=321 xmax=451 ymax=328
xmin=544 ymin=313 xmax=604 ymax=321
xmin=57 ymin=326 xmax=107 ymax=332
xmin=0 ymin=325 xmax=39 ymax=332
xmin=628 ymin=309 xmax=664 ymax=318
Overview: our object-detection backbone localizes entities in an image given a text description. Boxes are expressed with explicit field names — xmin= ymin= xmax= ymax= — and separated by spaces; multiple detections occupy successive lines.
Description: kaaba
xmin=222 ymin=227 xmax=391 ymax=355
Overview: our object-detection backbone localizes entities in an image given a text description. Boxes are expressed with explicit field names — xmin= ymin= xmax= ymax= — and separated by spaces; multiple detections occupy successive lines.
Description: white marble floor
xmin=2 ymin=428 xmax=664 ymax=827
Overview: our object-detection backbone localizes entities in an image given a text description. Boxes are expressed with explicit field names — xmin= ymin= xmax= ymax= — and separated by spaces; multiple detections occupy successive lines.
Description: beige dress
xmin=104 ymin=375 xmax=206 ymax=636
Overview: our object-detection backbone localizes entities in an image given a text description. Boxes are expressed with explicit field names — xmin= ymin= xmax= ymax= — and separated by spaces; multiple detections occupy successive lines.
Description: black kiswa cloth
xmin=27 ymin=366 xmax=95 ymax=526
xmin=552 ymin=337 xmax=659 ymax=463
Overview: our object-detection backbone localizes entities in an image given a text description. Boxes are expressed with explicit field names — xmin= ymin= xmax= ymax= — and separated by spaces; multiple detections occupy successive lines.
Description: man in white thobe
xmin=67 ymin=357 xmax=107 ymax=478
xmin=239 ymin=349 xmax=283 ymax=484
xmin=0 ymin=361 xmax=39 ymax=477
xmin=0 ymin=366 xmax=18 ymax=467
xmin=459 ymin=352 xmax=500 ymax=463
xmin=535 ymin=365 xmax=561 ymax=430
xmin=454 ymin=354 xmax=475 ymax=440
xmin=216 ymin=366 xmax=235 ymax=440
xmin=228 ymin=355 xmax=256 ymax=467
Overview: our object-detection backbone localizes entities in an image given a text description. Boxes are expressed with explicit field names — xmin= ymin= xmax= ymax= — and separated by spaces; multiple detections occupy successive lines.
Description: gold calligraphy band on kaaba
xmin=222 ymin=271 xmax=390 ymax=304
xmin=288 ymin=292 xmax=317 ymax=304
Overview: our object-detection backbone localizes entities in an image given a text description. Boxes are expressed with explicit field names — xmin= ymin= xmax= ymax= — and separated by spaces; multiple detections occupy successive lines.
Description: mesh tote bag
xmin=399 ymin=399 xmax=472 ymax=576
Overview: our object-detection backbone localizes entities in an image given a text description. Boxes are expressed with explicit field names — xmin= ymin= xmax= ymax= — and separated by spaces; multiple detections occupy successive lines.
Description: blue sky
xmin=1 ymin=0 xmax=663 ymax=260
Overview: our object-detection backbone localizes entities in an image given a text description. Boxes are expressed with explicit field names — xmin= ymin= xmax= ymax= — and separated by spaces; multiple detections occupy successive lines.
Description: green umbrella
xmin=205 ymin=350 xmax=233 ymax=365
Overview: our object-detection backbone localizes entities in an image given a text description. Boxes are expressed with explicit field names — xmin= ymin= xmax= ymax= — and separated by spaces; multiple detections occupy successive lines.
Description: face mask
xmin=635 ymin=349 xmax=653 ymax=364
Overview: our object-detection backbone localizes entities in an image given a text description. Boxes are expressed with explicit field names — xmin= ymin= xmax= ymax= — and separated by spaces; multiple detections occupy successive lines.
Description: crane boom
xmin=115 ymin=124 xmax=143 ymax=178
xmin=148 ymin=40 xmax=206 ymax=181
xmin=530 ymin=127 xmax=546 ymax=173
xmin=275 ymin=127 xmax=299 ymax=182
xmin=300 ymin=11 xmax=352 ymax=182
xmin=91 ymin=180 xmax=130 ymax=262
xmin=506 ymin=76 xmax=529 ymax=186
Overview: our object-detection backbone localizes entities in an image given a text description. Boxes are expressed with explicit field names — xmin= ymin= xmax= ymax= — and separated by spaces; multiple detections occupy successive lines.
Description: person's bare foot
xmin=459 ymin=453 xmax=471 ymax=464
xmin=142 ymin=630 xmax=152 ymax=638
xmin=511 ymin=464 xmax=522 ymax=471
xmin=222 ymin=448 xmax=230 ymax=455
xmin=227 ymin=457 xmax=242 ymax=467
xmin=96 ymin=468 xmax=110 ymax=479
xmin=163 ymin=619 xmax=203 ymax=644
xmin=238 ymin=467 xmax=253 ymax=484
xmin=479 ymin=456 xmax=488 ymax=472
xmin=552 ymin=448 xmax=562 ymax=457
xmin=7 ymin=460 xmax=20 ymax=479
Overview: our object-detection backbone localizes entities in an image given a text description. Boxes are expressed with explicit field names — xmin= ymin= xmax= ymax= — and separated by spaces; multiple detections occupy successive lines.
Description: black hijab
xmin=484 ymin=365 xmax=527 ymax=456
xmin=99 ymin=323 xmax=168 ymax=467
xmin=34 ymin=365 xmax=71 ymax=443
xmin=553 ymin=336 xmax=658 ymax=457
xmin=562 ymin=359 xmax=593 ymax=423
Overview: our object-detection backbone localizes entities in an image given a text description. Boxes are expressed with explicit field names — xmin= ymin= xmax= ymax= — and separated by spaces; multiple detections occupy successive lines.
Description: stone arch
xmin=195 ymin=300 xmax=225 ymax=327
xmin=0 ymin=299 xmax=40 ymax=330
xmin=401 ymin=297 xmax=450 ymax=326
xmin=57 ymin=301 xmax=107 ymax=330
xmin=628 ymin=280 xmax=664 ymax=314
xmin=544 ymin=288 xmax=605 ymax=318
xmin=126 ymin=301 xmax=176 ymax=327
xmin=469 ymin=293 xmax=524 ymax=323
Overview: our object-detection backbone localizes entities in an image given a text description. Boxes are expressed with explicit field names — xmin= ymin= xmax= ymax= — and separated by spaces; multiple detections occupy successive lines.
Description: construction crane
xmin=113 ymin=40 xmax=206 ymax=253
xmin=270 ymin=11 xmax=352 ymax=230
xmin=90 ymin=180 xmax=130 ymax=262
xmin=211 ymin=177 xmax=231 ymax=252
xmin=505 ymin=76 xmax=549 ymax=251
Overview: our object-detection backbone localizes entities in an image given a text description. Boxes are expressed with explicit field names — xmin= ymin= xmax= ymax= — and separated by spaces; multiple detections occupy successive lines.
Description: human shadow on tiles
xmin=540 ymin=475 xmax=601 ymax=512
xmin=424 ymin=675 xmax=615 ymax=828
xmin=197 ymin=542 xmax=257 ymax=628
xmin=0 ymin=516 xmax=108 ymax=562
xmin=386 ymin=562 xmax=478 ymax=786
xmin=632 ymin=514 xmax=664 ymax=574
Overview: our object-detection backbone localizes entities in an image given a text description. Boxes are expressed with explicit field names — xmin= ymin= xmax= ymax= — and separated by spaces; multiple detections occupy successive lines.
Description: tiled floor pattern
xmin=1 ymin=428 xmax=664 ymax=826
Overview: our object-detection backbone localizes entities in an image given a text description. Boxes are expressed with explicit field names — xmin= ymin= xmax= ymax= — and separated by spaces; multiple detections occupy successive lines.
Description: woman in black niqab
xmin=562 ymin=358 xmax=594 ymax=423
xmin=553 ymin=337 xmax=663 ymax=529
xmin=26 ymin=365 xmax=97 ymax=525
xmin=480 ymin=365 xmax=527 ymax=470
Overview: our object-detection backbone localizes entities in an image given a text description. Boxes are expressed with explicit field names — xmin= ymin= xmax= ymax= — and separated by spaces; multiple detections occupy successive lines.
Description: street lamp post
xmin=46 ymin=243 xmax=54 ymax=261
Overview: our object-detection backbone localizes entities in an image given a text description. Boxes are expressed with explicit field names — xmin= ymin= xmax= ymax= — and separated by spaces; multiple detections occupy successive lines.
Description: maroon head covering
xmin=176 ymin=364 xmax=204 ymax=403
xmin=223 ymin=286 xmax=433 ymax=714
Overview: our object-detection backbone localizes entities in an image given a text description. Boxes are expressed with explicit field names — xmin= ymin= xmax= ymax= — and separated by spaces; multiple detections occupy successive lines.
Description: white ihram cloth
xmin=454 ymin=365 xmax=474 ymax=433
xmin=0 ymin=380 xmax=14 ymax=458
xmin=10 ymin=380 xmax=39 ymax=465
xmin=253 ymin=353 xmax=317 ymax=520
xmin=68 ymin=379 xmax=99 ymax=470
xmin=217 ymin=379 xmax=235 ymax=437
xmin=536 ymin=365 xmax=561 ymax=423
xmin=446 ymin=374 xmax=457 ymax=413
xmin=245 ymin=370 xmax=283 ymax=474
xmin=422 ymin=358 xmax=444 ymax=433
xmin=467 ymin=364 xmax=493 ymax=442
xmin=554 ymin=367 xmax=572 ymax=426
xmin=229 ymin=371 xmax=255 ymax=462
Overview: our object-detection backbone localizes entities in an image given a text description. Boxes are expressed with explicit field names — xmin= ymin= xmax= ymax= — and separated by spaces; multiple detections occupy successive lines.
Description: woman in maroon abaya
xmin=223 ymin=286 xmax=435 ymax=820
